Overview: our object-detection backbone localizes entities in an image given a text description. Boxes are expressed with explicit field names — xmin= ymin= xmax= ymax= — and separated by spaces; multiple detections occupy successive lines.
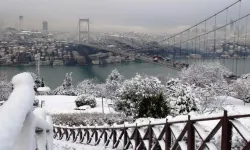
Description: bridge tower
xmin=78 ymin=18 xmax=90 ymax=44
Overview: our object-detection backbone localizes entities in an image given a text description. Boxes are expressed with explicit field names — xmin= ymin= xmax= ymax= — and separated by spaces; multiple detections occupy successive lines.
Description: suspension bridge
xmin=78 ymin=0 xmax=250 ymax=75
xmin=2 ymin=1 xmax=250 ymax=150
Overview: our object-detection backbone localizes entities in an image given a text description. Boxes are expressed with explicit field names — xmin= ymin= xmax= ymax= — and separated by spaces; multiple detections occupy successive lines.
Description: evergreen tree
xmin=53 ymin=72 xmax=76 ymax=96
xmin=138 ymin=93 xmax=170 ymax=118
xmin=165 ymin=79 xmax=197 ymax=116
xmin=0 ymin=73 xmax=11 ymax=102
xmin=105 ymin=69 xmax=124 ymax=99
xmin=116 ymin=74 xmax=170 ymax=118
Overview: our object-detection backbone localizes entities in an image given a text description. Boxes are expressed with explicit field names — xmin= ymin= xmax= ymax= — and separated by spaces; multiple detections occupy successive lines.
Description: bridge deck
xmin=79 ymin=43 xmax=185 ymax=71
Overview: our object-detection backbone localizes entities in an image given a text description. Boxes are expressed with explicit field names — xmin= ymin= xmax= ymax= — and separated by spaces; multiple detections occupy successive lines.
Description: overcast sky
xmin=0 ymin=0 xmax=249 ymax=33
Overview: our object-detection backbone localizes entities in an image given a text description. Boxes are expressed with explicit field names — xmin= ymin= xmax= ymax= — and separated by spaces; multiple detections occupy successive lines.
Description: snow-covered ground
xmin=54 ymin=140 xmax=117 ymax=150
xmin=36 ymin=95 xmax=116 ymax=114
xmin=38 ymin=95 xmax=250 ymax=149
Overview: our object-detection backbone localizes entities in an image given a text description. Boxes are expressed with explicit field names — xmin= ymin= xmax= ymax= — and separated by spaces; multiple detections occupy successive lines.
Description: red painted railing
xmin=53 ymin=110 xmax=250 ymax=150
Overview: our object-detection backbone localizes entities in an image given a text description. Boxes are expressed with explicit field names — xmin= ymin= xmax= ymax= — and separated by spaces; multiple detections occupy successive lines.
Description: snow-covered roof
xmin=37 ymin=87 xmax=51 ymax=92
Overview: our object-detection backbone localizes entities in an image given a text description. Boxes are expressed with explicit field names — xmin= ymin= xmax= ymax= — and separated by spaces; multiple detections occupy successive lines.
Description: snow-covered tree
xmin=95 ymin=84 xmax=107 ymax=98
xmin=53 ymin=72 xmax=77 ymax=96
xmin=165 ymin=79 xmax=197 ymax=116
xmin=0 ymin=72 xmax=11 ymax=102
xmin=76 ymin=79 xmax=99 ymax=96
xmin=116 ymin=74 xmax=169 ymax=118
xmin=105 ymin=69 xmax=124 ymax=99
xmin=63 ymin=72 xmax=73 ymax=89
xmin=192 ymin=84 xmax=225 ymax=114
xmin=179 ymin=61 xmax=231 ymax=87
xmin=231 ymin=73 xmax=250 ymax=103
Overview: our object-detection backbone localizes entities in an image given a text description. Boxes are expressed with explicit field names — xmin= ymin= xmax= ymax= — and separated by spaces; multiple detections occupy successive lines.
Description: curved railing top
xmin=54 ymin=110 xmax=250 ymax=130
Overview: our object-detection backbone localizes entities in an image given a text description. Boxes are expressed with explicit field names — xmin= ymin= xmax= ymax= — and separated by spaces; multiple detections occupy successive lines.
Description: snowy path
xmin=53 ymin=140 xmax=114 ymax=150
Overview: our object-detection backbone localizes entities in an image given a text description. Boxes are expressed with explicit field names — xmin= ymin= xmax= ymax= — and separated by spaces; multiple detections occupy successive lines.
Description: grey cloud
xmin=0 ymin=0 xmax=249 ymax=33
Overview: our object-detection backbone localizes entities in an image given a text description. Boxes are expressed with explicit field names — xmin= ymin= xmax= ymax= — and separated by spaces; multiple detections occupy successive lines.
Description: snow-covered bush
xmin=0 ymin=72 xmax=11 ymax=102
xmin=116 ymin=74 xmax=169 ymax=118
xmin=51 ymin=113 xmax=132 ymax=126
xmin=75 ymin=94 xmax=97 ymax=108
xmin=165 ymin=79 xmax=197 ymax=116
xmin=52 ymin=72 xmax=77 ymax=96
xmin=105 ymin=69 xmax=124 ymax=99
xmin=179 ymin=61 xmax=231 ymax=87
xmin=192 ymin=84 xmax=224 ymax=114
xmin=231 ymin=74 xmax=250 ymax=103
xmin=76 ymin=79 xmax=99 ymax=96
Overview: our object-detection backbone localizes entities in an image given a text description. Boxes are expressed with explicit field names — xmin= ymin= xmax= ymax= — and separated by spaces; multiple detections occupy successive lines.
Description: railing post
xmin=135 ymin=123 xmax=139 ymax=150
xmin=148 ymin=121 xmax=152 ymax=150
xmin=78 ymin=129 xmax=83 ymax=143
xmin=221 ymin=110 xmax=232 ymax=150
xmin=86 ymin=127 xmax=90 ymax=143
xmin=123 ymin=124 xmax=128 ymax=149
xmin=165 ymin=119 xmax=171 ymax=150
xmin=71 ymin=129 xmax=76 ymax=142
xmin=188 ymin=115 xmax=195 ymax=150
xmin=94 ymin=125 xmax=98 ymax=145
xmin=112 ymin=127 xmax=117 ymax=148
xmin=104 ymin=129 xmax=107 ymax=145
xmin=65 ymin=128 xmax=69 ymax=141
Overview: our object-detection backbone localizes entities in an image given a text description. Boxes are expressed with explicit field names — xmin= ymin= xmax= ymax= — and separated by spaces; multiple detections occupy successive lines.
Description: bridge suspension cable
xmin=156 ymin=0 xmax=250 ymax=75
xmin=158 ymin=0 xmax=242 ymax=44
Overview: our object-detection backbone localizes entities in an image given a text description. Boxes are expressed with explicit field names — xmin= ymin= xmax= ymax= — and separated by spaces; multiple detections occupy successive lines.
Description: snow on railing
xmin=0 ymin=73 xmax=53 ymax=150
xmin=54 ymin=111 xmax=250 ymax=150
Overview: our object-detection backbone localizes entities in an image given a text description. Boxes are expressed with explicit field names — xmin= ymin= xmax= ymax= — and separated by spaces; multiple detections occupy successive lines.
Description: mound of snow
xmin=75 ymin=105 xmax=91 ymax=110
xmin=37 ymin=87 xmax=51 ymax=92
xmin=0 ymin=72 xmax=35 ymax=150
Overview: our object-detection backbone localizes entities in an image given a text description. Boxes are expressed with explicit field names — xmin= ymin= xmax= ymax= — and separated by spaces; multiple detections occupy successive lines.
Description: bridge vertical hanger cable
xmin=214 ymin=15 xmax=217 ymax=62
xmin=186 ymin=29 xmax=190 ymax=64
xmin=167 ymin=39 xmax=170 ymax=59
xmin=232 ymin=26 xmax=236 ymax=73
xmin=191 ymin=38 xmax=194 ymax=64
xmin=223 ymin=8 xmax=229 ymax=65
xmin=199 ymin=36 xmax=201 ymax=61
xmin=236 ymin=0 xmax=242 ymax=76
xmin=180 ymin=33 xmax=182 ymax=63
xmin=195 ymin=26 xmax=197 ymax=62
xmin=243 ymin=16 xmax=248 ymax=74
xmin=204 ymin=21 xmax=207 ymax=61
xmin=174 ymin=36 xmax=176 ymax=62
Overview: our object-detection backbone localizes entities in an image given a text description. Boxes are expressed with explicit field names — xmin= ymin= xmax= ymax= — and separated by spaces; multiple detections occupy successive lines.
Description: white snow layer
xmin=37 ymin=87 xmax=51 ymax=92
xmin=53 ymin=139 xmax=133 ymax=150
xmin=36 ymin=95 xmax=116 ymax=114
xmin=0 ymin=72 xmax=35 ymax=150
xmin=34 ymin=108 xmax=53 ymax=150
